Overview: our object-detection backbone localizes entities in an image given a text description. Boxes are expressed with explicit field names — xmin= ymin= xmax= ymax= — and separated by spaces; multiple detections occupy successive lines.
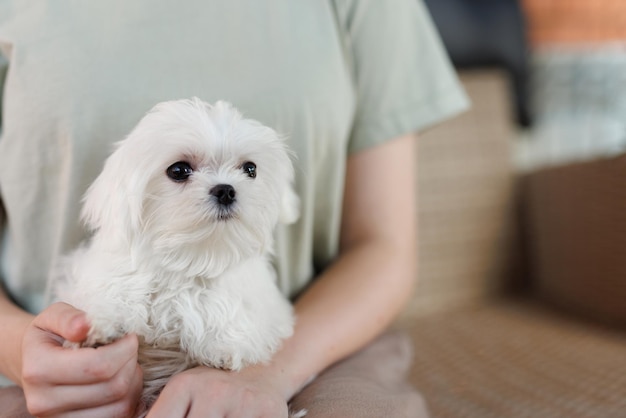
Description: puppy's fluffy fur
xmin=52 ymin=99 xmax=299 ymax=410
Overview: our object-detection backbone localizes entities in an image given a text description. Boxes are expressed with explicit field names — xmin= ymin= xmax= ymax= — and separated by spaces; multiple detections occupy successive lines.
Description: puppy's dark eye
xmin=166 ymin=161 xmax=193 ymax=182
xmin=242 ymin=161 xmax=256 ymax=178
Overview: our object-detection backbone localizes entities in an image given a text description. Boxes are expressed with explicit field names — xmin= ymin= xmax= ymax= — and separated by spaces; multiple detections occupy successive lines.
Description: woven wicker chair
xmin=400 ymin=70 xmax=626 ymax=418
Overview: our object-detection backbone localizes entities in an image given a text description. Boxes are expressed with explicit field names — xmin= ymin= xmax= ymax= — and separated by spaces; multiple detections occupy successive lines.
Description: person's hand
xmin=20 ymin=302 xmax=143 ymax=418
xmin=146 ymin=365 xmax=289 ymax=418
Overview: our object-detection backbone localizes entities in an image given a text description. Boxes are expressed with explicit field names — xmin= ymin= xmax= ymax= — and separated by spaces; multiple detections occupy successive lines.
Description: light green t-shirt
xmin=0 ymin=0 xmax=468 ymax=315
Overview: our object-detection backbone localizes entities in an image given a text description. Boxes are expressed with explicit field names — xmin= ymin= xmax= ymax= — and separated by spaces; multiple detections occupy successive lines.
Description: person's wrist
xmin=242 ymin=359 xmax=300 ymax=401
xmin=12 ymin=314 xmax=34 ymax=386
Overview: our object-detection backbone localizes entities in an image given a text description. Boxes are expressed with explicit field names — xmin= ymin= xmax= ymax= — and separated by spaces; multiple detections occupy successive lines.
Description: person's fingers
xmin=186 ymin=402 xmax=223 ymax=418
xmin=147 ymin=368 xmax=289 ymax=418
xmin=146 ymin=376 xmax=192 ymax=418
xmin=22 ymin=333 xmax=139 ymax=386
xmin=30 ymin=302 xmax=90 ymax=343
xmin=49 ymin=356 xmax=142 ymax=410
xmin=21 ymin=304 xmax=143 ymax=417
xmin=29 ymin=302 xmax=89 ymax=344
xmin=49 ymin=397 xmax=139 ymax=418
xmin=25 ymin=358 xmax=143 ymax=417
xmin=146 ymin=399 xmax=192 ymax=418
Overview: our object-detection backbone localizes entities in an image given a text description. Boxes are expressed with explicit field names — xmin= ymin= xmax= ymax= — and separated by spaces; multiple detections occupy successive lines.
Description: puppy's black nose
xmin=210 ymin=184 xmax=236 ymax=206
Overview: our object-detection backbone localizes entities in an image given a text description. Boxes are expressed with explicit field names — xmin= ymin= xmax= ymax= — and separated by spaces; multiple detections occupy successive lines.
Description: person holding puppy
xmin=0 ymin=1 xmax=468 ymax=417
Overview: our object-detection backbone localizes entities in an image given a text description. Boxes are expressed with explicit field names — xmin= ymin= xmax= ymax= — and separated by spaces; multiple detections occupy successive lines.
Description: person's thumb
xmin=32 ymin=302 xmax=90 ymax=344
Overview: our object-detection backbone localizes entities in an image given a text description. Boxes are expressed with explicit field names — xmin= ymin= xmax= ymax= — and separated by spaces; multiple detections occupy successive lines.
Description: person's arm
xmin=0 ymin=288 xmax=144 ymax=417
xmin=270 ymin=132 xmax=418 ymax=397
xmin=0 ymin=288 xmax=33 ymax=383
xmin=148 ymin=132 xmax=418 ymax=417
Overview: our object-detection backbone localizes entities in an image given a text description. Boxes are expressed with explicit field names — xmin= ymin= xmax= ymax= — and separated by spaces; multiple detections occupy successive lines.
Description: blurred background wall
xmin=518 ymin=0 xmax=626 ymax=171
xmin=403 ymin=3 xmax=626 ymax=416
xmin=405 ymin=0 xmax=626 ymax=324
xmin=524 ymin=0 xmax=626 ymax=44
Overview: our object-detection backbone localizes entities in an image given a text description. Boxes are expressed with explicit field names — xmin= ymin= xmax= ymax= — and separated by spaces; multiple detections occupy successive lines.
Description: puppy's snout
xmin=210 ymin=184 xmax=236 ymax=206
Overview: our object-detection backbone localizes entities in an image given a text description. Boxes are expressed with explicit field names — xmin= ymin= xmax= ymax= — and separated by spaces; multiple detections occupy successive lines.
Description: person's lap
xmin=0 ymin=386 xmax=31 ymax=418
xmin=0 ymin=331 xmax=429 ymax=418
xmin=289 ymin=330 xmax=429 ymax=418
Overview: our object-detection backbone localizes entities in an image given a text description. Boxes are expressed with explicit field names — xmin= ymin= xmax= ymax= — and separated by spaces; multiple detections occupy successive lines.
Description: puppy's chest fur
xmin=140 ymin=260 xmax=293 ymax=369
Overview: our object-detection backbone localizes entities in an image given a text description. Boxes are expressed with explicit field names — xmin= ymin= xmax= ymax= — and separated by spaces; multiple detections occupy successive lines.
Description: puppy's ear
xmin=279 ymin=185 xmax=300 ymax=225
xmin=81 ymin=140 xmax=147 ymax=236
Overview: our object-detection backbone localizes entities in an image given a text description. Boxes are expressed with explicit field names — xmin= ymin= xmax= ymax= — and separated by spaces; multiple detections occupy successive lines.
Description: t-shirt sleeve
xmin=334 ymin=0 xmax=470 ymax=154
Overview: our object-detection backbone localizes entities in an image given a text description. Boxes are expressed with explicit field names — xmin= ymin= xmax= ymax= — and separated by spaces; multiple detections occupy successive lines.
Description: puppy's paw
xmin=84 ymin=318 xmax=126 ymax=347
xmin=62 ymin=340 xmax=82 ymax=349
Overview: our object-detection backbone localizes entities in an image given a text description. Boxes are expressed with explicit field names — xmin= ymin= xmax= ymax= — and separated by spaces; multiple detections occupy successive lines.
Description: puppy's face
xmin=82 ymin=99 xmax=299 ymax=275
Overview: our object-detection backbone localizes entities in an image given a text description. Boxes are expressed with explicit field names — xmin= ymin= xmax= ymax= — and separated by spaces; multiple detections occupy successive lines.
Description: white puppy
xmin=51 ymin=98 xmax=299 ymax=412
